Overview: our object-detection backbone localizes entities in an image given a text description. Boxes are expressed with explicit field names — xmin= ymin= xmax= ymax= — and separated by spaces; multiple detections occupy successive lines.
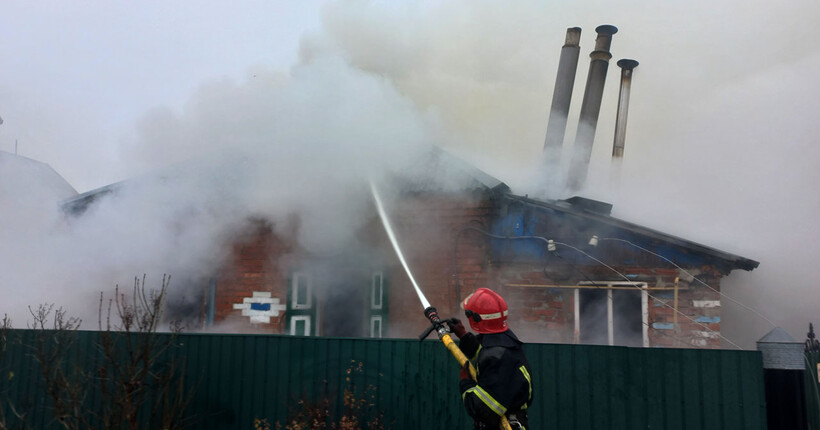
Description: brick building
xmin=62 ymin=150 xmax=757 ymax=348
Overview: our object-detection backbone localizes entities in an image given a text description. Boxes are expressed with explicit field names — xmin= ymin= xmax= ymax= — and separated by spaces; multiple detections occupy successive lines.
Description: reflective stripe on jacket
xmin=458 ymin=329 xmax=534 ymax=429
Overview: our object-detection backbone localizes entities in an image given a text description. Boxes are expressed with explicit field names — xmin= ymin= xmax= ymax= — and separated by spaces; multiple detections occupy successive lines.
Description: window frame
xmin=291 ymin=272 xmax=312 ymax=310
xmin=370 ymin=315 xmax=383 ymax=338
xmin=289 ymin=315 xmax=311 ymax=336
xmin=573 ymin=281 xmax=649 ymax=347
xmin=371 ymin=272 xmax=383 ymax=310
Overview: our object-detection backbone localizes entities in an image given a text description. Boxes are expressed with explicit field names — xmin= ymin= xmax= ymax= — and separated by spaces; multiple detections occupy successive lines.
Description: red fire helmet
xmin=462 ymin=288 xmax=509 ymax=334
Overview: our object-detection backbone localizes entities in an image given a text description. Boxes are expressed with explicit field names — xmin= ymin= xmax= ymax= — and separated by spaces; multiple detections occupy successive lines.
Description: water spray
xmin=369 ymin=180 xmax=512 ymax=430
xmin=369 ymin=181 xmax=429 ymax=310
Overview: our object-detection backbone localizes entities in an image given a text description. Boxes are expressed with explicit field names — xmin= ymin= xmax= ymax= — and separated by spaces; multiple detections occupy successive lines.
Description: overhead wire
xmin=596 ymin=237 xmax=777 ymax=329
xmin=491 ymin=196 xmax=762 ymax=347
xmin=553 ymin=240 xmax=743 ymax=350
xmin=453 ymin=226 xmax=732 ymax=349
xmin=548 ymin=249 xmax=696 ymax=348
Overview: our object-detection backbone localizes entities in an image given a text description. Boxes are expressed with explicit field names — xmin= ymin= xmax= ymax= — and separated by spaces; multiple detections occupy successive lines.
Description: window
xmin=368 ymin=271 xmax=388 ymax=338
xmin=286 ymin=272 xmax=316 ymax=336
xmin=292 ymin=273 xmax=312 ymax=309
xmin=290 ymin=315 xmax=311 ymax=336
xmin=371 ymin=272 xmax=383 ymax=310
xmin=370 ymin=315 xmax=383 ymax=338
xmin=574 ymin=282 xmax=648 ymax=347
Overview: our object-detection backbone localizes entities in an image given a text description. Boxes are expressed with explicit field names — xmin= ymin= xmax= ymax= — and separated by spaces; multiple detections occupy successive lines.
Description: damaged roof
xmin=499 ymin=193 xmax=760 ymax=273
xmin=58 ymin=147 xmax=758 ymax=273
xmin=395 ymin=146 xmax=510 ymax=195
xmin=410 ymin=153 xmax=758 ymax=273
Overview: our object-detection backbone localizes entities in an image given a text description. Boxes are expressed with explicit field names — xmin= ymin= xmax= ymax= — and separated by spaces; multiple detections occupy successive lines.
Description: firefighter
xmin=448 ymin=288 xmax=534 ymax=430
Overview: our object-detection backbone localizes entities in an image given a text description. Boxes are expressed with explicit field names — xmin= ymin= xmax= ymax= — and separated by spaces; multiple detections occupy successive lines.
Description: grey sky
xmin=1 ymin=1 xmax=324 ymax=190
xmin=2 ymin=1 xmax=819 ymax=347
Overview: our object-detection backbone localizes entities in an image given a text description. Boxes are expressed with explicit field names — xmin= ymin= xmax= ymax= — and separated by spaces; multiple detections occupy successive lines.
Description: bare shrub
xmin=256 ymin=361 xmax=390 ymax=430
xmin=2 ymin=274 xmax=196 ymax=430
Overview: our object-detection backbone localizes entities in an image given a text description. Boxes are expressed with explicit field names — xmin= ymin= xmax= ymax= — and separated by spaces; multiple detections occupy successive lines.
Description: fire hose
xmin=371 ymin=181 xmax=513 ymax=430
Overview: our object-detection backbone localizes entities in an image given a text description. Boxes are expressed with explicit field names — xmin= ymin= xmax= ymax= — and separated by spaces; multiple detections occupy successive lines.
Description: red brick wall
xmin=378 ymin=191 xmax=497 ymax=338
xmin=647 ymin=270 xmax=723 ymax=348
xmin=211 ymin=198 xmax=727 ymax=349
xmin=501 ymin=285 xmax=574 ymax=343
xmin=490 ymin=264 xmax=725 ymax=348
xmin=213 ymin=219 xmax=293 ymax=333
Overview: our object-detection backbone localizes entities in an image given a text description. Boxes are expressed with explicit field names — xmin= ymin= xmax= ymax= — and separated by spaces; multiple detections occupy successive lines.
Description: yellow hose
xmin=440 ymin=333 xmax=513 ymax=430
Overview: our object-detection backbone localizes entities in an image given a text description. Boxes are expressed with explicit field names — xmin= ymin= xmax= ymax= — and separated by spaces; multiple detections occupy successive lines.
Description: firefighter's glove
xmin=447 ymin=318 xmax=467 ymax=339
xmin=459 ymin=361 xmax=472 ymax=381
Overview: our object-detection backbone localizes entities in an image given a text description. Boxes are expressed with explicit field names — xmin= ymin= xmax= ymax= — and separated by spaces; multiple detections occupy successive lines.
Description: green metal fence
xmin=0 ymin=329 xmax=767 ymax=429
xmin=806 ymin=352 xmax=820 ymax=430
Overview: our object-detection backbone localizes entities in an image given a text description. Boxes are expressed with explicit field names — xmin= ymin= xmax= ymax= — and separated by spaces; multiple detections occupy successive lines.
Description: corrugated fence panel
xmin=701 ymin=349 xmax=723 ymax=430
xmin=627 ymin=346 xmax=648 ymax=429
xmin=680 ymin=348 xmax=704 ymax=430
xmin=0 ymin=330 xmax=768 ymax=429
xmin=556 ymin=343 xmax=577 ymax=429
xmin=806 ymin=352 xmax=820 ymax=430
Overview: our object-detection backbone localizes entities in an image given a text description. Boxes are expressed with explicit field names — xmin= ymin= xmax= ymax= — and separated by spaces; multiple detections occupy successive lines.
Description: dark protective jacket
xmin=458 ymin=329 xmax=534 ymax=429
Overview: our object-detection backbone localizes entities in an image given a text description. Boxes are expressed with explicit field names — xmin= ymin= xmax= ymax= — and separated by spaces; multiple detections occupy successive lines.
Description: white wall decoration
xmin=232 ymin=292 xmax=287 ymax=324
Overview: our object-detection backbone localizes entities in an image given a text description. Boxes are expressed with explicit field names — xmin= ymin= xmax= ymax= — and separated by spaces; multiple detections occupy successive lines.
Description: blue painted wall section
xmin=653 ymin=322 xmax=675 ymax=330
xmin=491 ymin=203 xmax=546 ymax=261
xmin=695 ymin=316 xmax=720 ymax=323
xmin=488 ymin=199 xmax=723 ymax=270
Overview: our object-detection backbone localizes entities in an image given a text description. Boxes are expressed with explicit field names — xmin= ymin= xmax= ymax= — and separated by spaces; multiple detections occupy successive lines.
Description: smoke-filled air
xmin=1 ymin=0 xmax=819 ymax=347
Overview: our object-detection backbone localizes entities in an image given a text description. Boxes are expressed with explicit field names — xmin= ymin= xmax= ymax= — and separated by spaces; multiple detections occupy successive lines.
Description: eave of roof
xmin=396 ymin=145 xmax=510 ymax=195
xmin=505 ymin=193 xmax=760 ymax=272
xmin=60 ymin=182 xmax=122 ymax=216
xmin=53 ymin=149 xmax=759 ymax=272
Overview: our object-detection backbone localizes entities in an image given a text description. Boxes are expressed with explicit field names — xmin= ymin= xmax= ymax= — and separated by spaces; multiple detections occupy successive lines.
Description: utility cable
xmin=549 ymin=250 xmax=697 ymax=347
xmin=453 ymin=226 xmax=731 ymax=349
xmin=553 ymin=241 xmax=743 ymax=350
xmin=495 ymin=196 xmax=753 ymax=348
xmin=596 ymin=237 xmax=777 ymax=329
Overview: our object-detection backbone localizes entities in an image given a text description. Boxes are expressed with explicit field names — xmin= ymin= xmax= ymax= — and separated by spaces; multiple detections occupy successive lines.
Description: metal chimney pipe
xmin=543 ymin=27 xmax=582 ymax=170
xmin=612 ymin=59 xmax=639 ymax=160
xmin=566 ymin=24 xmax=618 ymax=192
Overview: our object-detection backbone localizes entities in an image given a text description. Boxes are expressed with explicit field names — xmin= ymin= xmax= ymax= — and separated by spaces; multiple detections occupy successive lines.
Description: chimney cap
xmin=564 ymin=27 xmax=582 ymax=45
xmin=617 ymin=59 xmax=639 ymax=70
xmin=595 ymin=25 xmax=618 ymax=35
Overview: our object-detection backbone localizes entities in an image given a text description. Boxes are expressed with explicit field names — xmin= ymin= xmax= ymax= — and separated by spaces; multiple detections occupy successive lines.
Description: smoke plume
xmin=2 ymin=0 xmax=819 ymax=346
xmin=314 ymin=0 xmax=820 ymax=347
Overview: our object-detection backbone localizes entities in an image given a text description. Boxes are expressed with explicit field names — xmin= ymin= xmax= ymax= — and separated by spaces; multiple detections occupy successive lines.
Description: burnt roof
xmin=396 ymin=146 xmax=510 ymax=195
xmin=56 ymin=147 xmax=758 ymax=272
xmin=504 ymin=193 xmax=759 ymax=272
xmin=60 ymin=182 xmax=121 ymax=216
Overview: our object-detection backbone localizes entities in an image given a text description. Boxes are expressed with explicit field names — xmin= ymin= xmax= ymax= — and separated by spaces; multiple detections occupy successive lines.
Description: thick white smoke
xmin=315 ymin=0 xmax=820 ymax=348
xmin=0 ymin=51 xmax=444 ymax=327
xmin=2 ymin=0 xmax=819 ymax=346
